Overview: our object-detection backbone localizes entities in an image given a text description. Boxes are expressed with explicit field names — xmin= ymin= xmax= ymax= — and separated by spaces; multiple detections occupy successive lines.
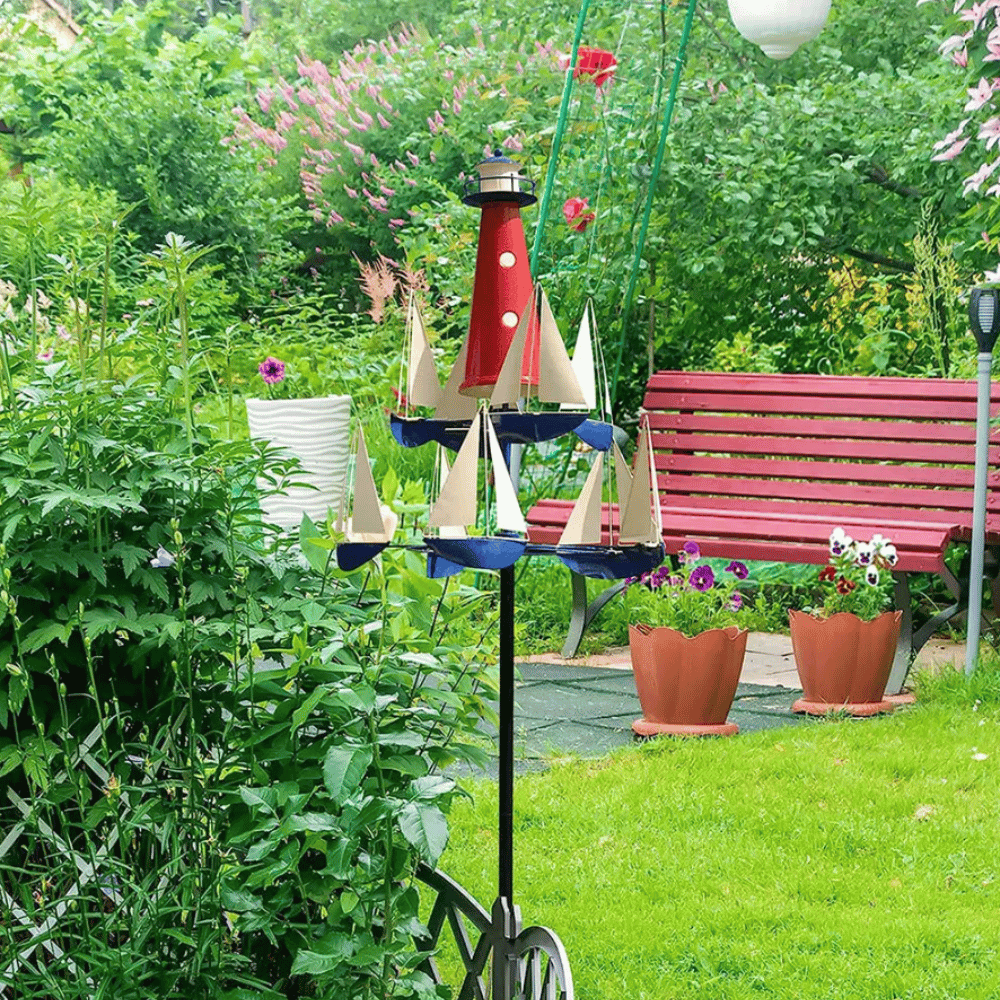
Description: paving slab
xmin=457 ymin=631 xmax=967 ymax=778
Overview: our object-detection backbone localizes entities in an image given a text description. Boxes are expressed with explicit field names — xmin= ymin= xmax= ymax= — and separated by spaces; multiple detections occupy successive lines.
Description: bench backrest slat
xmin=645 ymin=370 xmax=988 ymax=401
xmin=648 ymin=412 xmax=993 ymax=446
xmin=652 ymin=431 xmax=995 ymax=466
xmin=644 ymin=389 xmax=997 ymax=422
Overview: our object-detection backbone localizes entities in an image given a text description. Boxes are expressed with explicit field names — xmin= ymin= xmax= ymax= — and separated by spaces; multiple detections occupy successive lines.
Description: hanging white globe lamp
xmin=727 ymin=0 xmax=832 ymax=60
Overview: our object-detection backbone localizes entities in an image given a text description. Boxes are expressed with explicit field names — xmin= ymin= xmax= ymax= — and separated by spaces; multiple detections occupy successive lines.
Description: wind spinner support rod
xmin=498 ymin=564 xmax=516 ymax=902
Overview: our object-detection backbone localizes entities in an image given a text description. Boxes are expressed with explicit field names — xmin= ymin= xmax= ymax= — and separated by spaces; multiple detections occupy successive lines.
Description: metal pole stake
xmin=965 ymin=351 xmax=993 ymax=675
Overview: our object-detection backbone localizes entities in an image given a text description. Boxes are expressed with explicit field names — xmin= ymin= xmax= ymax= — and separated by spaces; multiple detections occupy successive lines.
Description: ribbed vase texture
xmin=245 ymin=396 xmax=352 ymax=530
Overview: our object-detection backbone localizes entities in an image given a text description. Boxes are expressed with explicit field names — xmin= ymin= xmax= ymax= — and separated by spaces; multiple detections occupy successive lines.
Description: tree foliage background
xmin=0 ymin=0 xmax=986 ymax=413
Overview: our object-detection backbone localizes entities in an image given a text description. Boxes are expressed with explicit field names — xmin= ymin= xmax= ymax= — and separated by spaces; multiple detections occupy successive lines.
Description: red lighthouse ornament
xmin=460 ymin=151 xmax=538 ymax=397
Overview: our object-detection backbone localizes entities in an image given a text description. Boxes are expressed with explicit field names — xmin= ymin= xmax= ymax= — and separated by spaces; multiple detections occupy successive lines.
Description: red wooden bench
xmin=525 ymin=370 xmax=1000 ymax=694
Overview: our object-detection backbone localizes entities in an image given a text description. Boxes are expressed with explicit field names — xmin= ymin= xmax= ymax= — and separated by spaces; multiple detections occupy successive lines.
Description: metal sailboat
xmin=553 ymin=418 xmax=665 ymax=579
xmin=334 ymin=424 xmax=399 ymax=571
xmin=423 ymin=406 xmax=527 ymax=572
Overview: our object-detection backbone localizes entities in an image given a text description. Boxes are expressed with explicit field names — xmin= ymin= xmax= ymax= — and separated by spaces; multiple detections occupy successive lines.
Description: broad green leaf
xmin=221 ymin=884 xmax=264 ymax=913
xmin=398 ymin=801 xmax=448 ymax=865
xmin=323 ymin=745 xmax=371 ymax=803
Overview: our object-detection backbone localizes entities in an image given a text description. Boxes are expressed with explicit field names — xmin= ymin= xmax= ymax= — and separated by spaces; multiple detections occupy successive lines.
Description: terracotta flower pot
xmin=788 ymin=609 xmax=902 ymax=717
xmin=628 ymin=624 xmax=748 ymax=737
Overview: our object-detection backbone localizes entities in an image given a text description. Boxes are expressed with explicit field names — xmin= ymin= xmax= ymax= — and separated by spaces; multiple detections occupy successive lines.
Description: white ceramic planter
xmin=245 ymin=395 xmax=352 ymax=530
xmin=727 ymin=0 xmax=831 ymax=59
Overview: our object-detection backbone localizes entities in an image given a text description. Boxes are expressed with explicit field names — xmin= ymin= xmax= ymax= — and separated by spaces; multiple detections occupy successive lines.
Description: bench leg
xmin=886 ymin=572 xmax=914 ymax=696
xmin=561 ymin=573 xmax=628 ymax=659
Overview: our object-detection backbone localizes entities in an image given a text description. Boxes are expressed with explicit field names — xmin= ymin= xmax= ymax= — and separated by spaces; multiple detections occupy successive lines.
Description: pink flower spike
xmin=965 ymin=78 xmax=995 ymax=112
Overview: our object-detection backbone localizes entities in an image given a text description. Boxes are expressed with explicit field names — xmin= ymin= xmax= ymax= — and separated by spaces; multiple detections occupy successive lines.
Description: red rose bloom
xmin=563 ymin=196 xmax=596 ymax=232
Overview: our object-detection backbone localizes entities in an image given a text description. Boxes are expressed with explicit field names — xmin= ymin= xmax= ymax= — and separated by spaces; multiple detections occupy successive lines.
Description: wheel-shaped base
xmin=792 ymin=697 xmax=894 ymax=717
xmin=632 ymin=718 xmax=739 ymax=737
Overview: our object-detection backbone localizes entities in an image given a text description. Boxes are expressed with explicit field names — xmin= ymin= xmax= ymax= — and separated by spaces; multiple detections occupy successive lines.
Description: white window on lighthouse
xmin=501 ymin=311 xmax=519 ymax=328
xmin=499 ymin=252 xmax=516 ymax=268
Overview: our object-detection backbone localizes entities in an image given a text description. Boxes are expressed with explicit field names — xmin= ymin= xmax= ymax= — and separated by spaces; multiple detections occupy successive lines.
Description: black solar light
xmin=969 ymin=285 xmax=1000 ymax=353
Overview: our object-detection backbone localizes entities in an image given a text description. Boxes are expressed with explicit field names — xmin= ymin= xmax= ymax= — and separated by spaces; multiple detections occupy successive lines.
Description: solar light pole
xmin=965 ymin=286 xmax=1000 ymax=675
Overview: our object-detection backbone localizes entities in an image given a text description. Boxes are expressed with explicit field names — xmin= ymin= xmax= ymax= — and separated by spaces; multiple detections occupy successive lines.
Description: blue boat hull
xmin=336 ymin=542 xmax=389 ymax=572
xmin=391 ymin=411 xmax=598 ymax=451
xmin=555 ymin=542 xmax=666 ymax=580
xmin=425 ymin=536 xmax=526 ymax=571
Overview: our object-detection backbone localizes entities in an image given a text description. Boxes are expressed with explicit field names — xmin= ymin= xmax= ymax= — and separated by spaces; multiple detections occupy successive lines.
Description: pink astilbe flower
xmin=355 ymin=254 xmax=398 ymax=323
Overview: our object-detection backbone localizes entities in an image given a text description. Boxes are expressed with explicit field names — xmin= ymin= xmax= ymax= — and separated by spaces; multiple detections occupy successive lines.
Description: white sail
xmin=537 ymin=288 xmax=587 ymax=407
xmin=558 ymin=451 xmax=604 ymax=546
xmin=486 ymin=413 xmax=527 ymax=535
xmin=489 ymin=293 xmax=535 ymax=408
xmin=560 ymin=303 xmax=597 ymax=412
xmin=436 ymin=448 xmax=467 ymax=539
xmin=406 ymin=297 xmax=442 ymax=409
xmin=618 ymin=421 xmax=659 ymax=546
xmin=428 ymin=413 xmax=481 ymax=529
xmin=344 ymin=426 xmax=397 ymax=543
xmin=435 ymin=333 xmax=479 ymax=419
xmin=613 ymin=439 xmax=632 ymax=513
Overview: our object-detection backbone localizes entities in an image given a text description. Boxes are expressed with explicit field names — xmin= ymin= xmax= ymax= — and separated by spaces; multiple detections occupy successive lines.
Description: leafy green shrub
xmin=0 ymin=358 xmax=301 ymax=737
xmin=220 ymin=549 xmax=495 ymax=996
xmin=1 ymin=543 xmax=495 ymax=998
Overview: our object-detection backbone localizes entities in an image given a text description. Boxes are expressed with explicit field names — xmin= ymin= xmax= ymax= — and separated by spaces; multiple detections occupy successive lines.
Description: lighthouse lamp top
xmin=463 ymin=149 xmax=537 ymax=208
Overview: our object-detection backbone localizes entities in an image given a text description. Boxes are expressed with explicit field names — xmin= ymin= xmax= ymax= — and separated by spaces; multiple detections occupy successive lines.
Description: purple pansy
xmin=689 ymin=565 xmax=715 ymax=592
xmin=259 ymin=356 xmax=286 ymax=384
xmin=679 ymin=540 xmax=701 ymax=564
xmin=729 ymin=592 xmax=743 ymax=611
xmin=726 ymin=560 xmax=749 ymax=580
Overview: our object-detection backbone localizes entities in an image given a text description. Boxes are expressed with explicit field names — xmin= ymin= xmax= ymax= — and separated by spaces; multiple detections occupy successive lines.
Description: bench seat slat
xmin=646 ymin=492 xmax=988 ymax=536
xmin=524 ymin=500 xmax=952 ymax=573
xmin=651 ymin=431 xmax=995 ymax=466
xmin=527 ymin=498 xmax=959 ymax=535
xmin=648 ymin=412 xmax=995 ymax=445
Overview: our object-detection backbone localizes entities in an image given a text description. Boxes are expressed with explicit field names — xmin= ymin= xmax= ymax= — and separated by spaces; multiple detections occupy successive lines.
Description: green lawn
xmin=439 ymin=682 xmax=1000 ymax=999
